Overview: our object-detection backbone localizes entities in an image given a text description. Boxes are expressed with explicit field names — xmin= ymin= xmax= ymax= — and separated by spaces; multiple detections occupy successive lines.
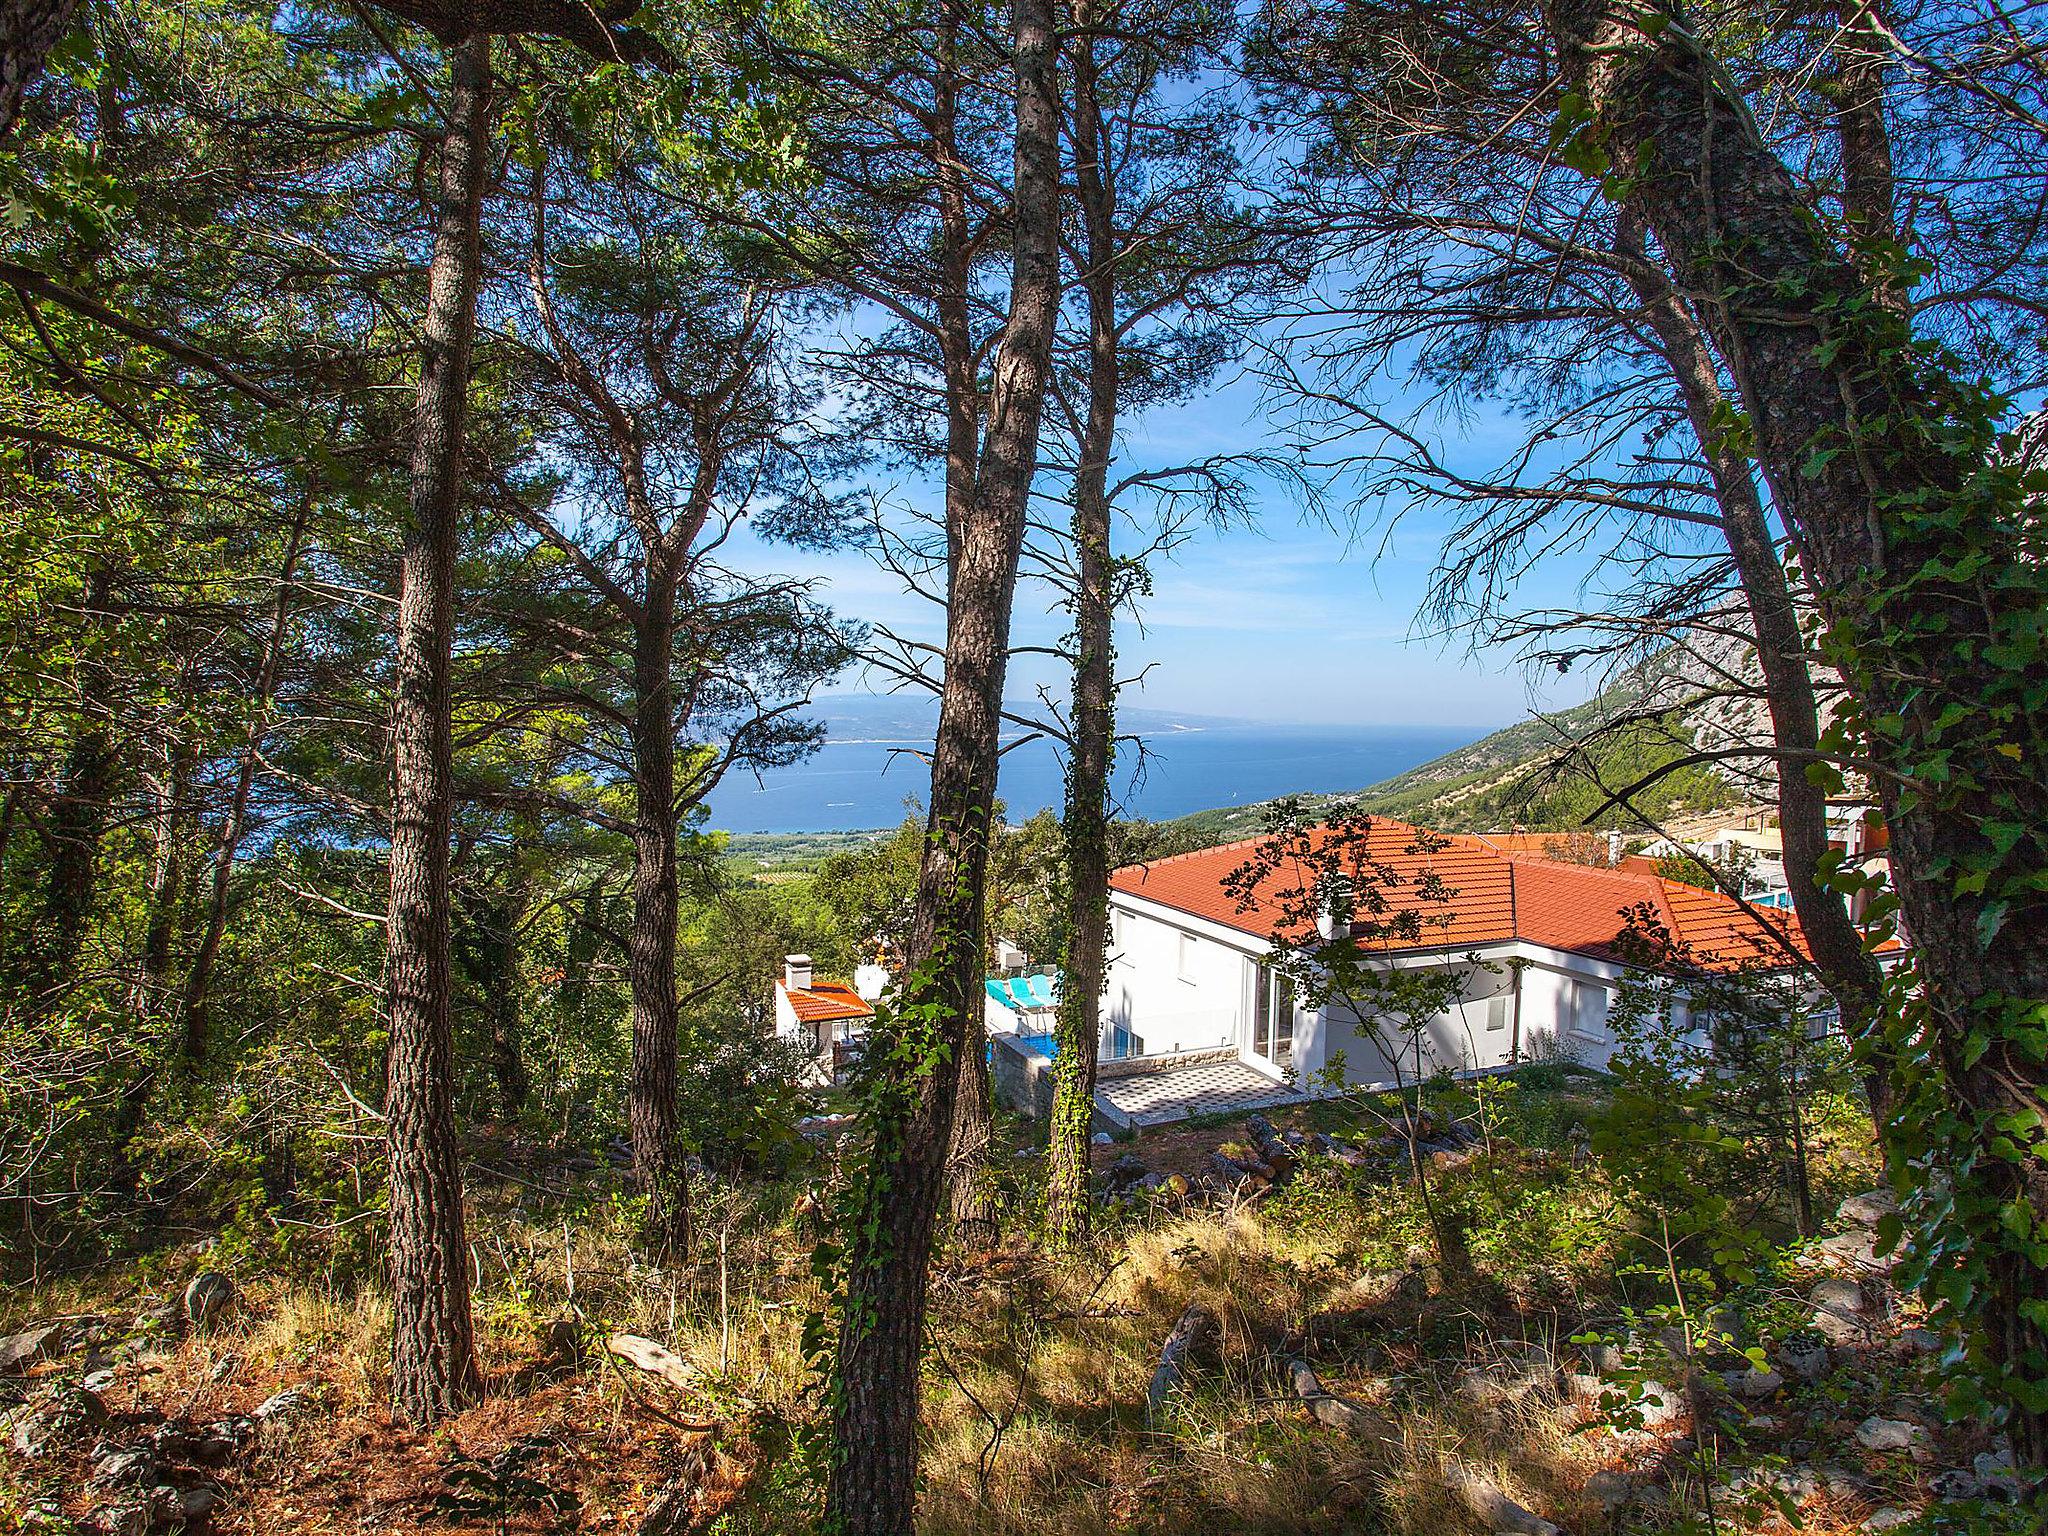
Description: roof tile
xmin=1109 ymin=818 xmax=1869 ymax=974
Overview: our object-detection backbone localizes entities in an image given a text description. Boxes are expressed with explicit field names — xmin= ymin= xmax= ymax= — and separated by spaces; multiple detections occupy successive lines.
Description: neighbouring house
xmin=987 ymin=818 xmax=1897 ymax=1132
xmin=1635 ymin=802 xmax=1892 ymax=914
xmin=772 ymin=954 xmax=873 ymax=1083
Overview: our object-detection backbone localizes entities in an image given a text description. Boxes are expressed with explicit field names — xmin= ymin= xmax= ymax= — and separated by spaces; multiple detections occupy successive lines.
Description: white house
xmin=1094 ymin=820 xmax=1870 ymax=1108
xmin=772 ymin=954 xmax=873 ymax=1082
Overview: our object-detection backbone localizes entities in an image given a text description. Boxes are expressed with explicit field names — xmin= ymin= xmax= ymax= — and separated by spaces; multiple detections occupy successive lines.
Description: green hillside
xmin=1151 ymin=678 xmax=1740 ymax=851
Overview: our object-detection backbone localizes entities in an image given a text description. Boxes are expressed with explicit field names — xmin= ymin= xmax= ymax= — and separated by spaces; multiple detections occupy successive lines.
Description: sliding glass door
xmin=1250 ymin=962 xmax=1293 ymax=1069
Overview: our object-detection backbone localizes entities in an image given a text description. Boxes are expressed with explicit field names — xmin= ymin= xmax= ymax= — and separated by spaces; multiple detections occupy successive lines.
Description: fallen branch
xmin=1146 ymin=1301 xmax=1216 ymax=1425
xmin=1284 ymin=1357 xmax=1381 ymax=1436
xmin=607 ymin=1333 xmax=699 ymax=1392
xmin=1444 ymin=1461 xmax=1565 ymax=1536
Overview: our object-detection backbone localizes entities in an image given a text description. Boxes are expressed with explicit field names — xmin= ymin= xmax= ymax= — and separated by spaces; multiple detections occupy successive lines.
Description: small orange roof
xmin=1109 ymin=818 xmax=1878 ymax=974
xmin=779 ymin=980 xmax=873 ymax=1024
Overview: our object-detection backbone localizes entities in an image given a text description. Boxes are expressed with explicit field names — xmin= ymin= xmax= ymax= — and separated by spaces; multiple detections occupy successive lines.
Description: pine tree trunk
xmin=1551 ymin=0 xmax=2048 ymax=1459
xmin=182 ymin=501 xmax=308 ymax=1060
xmin=932 ymin=8 xmax=1000 ymax=1244
xmin=628 ymin=561 xmax=689 ymax=1256
xmin=0 ymin=0 xmax=79 ymax=138
xmin=384 ymin=28 xmax=490 ymax=1429
xmin=1829 ymin=0 xmax=1899 ymax=312
xmin=825 ymin=1 xmax=1062 ymax=1528
xmin=138 ymin=735 xmax=196 ymax=1012
xmin=1618 ymin=235 xmax=1889 ymax=1120
xmin=1048 ymin=9 xmax=1118 ymax=1248
xmin=26 ymin=722 xmax=115 ymax=1004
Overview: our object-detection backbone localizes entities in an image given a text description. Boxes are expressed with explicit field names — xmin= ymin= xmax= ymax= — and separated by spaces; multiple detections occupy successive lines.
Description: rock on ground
xmin=182 ymin=1272 xmax=234 ymax=1331
xmin=1855 ymin=1415 xmax=1926 ymax=1453
xmin=1837 ymin=1189 xmax=1897 ymax=1227
xmin=10 ymin=1384 xmax=104 ymax=1457
xmin=1777 ymin=1335 xmax=1829 ymax=1382
xmin=0 ymin=1322 xmax=70 ymax=1374
xmin=254 ymin=1385 xmax=318 ymax=1423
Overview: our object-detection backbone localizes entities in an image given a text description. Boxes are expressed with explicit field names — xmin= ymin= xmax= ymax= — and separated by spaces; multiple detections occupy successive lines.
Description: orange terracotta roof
xmin=1109 ymin=818 xmax=1878 ymax=975
xmin=779 ymin=980 xmax=873 ymax=1024
xmin=1471 ymin=832 xmax=1585 ymax=860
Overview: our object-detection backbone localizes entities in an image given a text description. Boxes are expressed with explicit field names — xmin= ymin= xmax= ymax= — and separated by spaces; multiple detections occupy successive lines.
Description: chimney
xmin=1316 ymin=875 xmax=1352 ymax=942
xmin=1607 ymin=829 xmax=1624 ymax=866
xmin=783 ymin=954 xmax=813 ymax=991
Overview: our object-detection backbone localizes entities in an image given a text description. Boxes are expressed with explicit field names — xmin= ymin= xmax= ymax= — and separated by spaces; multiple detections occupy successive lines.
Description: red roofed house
xmin=773 ymin=954 xmax=874 ymax=1082
xmin=1082 ymin=819 xmax=1890 ymax=1122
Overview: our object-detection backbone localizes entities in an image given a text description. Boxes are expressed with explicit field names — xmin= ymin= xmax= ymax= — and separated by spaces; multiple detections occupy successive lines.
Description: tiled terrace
xmin=1093 ymin=1058 xmax=1310 ymax=1130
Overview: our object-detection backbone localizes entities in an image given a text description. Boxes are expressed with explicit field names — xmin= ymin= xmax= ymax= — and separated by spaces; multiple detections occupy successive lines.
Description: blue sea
xmin=700 ymin=719 xmax=1484 ymax=834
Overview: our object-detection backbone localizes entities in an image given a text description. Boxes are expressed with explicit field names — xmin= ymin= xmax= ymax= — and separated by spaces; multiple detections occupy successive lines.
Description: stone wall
xmin=990 ymin=1033 xmax=1055 ymax=1121
xmin=992 ymin=1037 xmax=1244 ymax=1136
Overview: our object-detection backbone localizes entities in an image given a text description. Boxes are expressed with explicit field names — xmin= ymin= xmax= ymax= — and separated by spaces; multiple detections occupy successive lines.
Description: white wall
xmin=773 ymin=985 xmax=803 ymax=1046
xmin=1310 ymin=954 xmax=1520 ymax=1089
xmin=1105 ymin=893 xmax=1710 ymax=1090
xmin=1104 ymin=894 xmax=1256 ymax=1058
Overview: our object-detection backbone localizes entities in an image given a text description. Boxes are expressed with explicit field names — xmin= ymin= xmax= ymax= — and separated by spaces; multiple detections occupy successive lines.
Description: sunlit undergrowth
xmin=2 ymin=1067 xmax=1985 ymax=1536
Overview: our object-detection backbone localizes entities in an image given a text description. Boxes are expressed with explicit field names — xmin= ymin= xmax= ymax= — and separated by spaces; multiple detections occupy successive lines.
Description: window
xmin=1486 ymin=992 xmax=1509 ymax=1032
xmin=1568 ymin=981 xmax=1609 ymax=1040
xmin=1177 ymin=932 xmax=1197 ymax=983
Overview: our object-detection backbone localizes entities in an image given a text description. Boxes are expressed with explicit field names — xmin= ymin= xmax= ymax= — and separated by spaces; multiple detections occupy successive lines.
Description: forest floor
xmin=0 ymin=1071 xmax=2022 ymax=1536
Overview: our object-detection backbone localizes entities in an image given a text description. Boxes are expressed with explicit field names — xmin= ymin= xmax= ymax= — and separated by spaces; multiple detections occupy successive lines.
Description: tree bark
xmin=0 ymin=0 xmax=79 ymax=139
xmin=1047 ymin=6 xmax=1119 ymax=1248
xmin=933 ymin=8 xmax=999 ymax=1242
xmin=1550 ymin=0 xmax=2048 ymax=1458
xmin=182 ymin=500 xmax=310 ymax=1059
xmin=25 ymin=722 xmax=115 ymax=1004
xmin=825 ymin=1 xmax=1062 ymax=1529
xmin=383 ymin=28 xmax=490 ymax=1429
xmin=1616 ymin=219 xmax=1888 ymax=1121
xmin=1829 ymin=0 xmax=1900 ymax=312
xmin=628 ymin=558 xmax=689 ymax=1256
xmin=138 ymin=734 xmax=196 ymax=1015
xmin=452 ymin=851 xmax=531 ymax=1120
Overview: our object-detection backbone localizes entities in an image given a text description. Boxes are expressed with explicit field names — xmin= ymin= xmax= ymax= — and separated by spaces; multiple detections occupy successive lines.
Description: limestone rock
xmin=1929 ymin=1468 xmax=1982 ymax=1501
xmin=82 ymin=1368 xmax=118 ymax=1393
xmin=91 ymin=1446 xmax=157 ymax=1486
xmin=253 ymin=1385 xmax=318 ymax=1424
xmin=1722 ymin=1367 xmax=1783 ymax=1400
xmin=1777 ymin=1335 xmax=1829 ymax=1382
xmin=1586 ymin=1340 xmax=1625 ymax=1373
xmin=1863 ymin=1508 xmax=1914 ymax=1531
xmin=1855 ymin=1415 xmax=1925 ymax=1453
xmin=10 ymin=1384 xmax=104 ymax=1457
xmin=1584 ymin=1469 xmax=1634 ymax=1510
xmin=182 ymin=1272 xmax=234 ymax=1331
xmin=1635 ymin=1379 xmax=1682 ymax=1430
xmin=1817 ymin=1228 xmax=1891 ymax=1274
xmin=1810 ymin=1277 xmax=1873 ymax=1344
xmin=1443 ymin=1462 xmax=1562 ymax=1536
xmin=0 ymin=1322 xmax=70 ymax=1374
xmin=1838 ymin=1190 xmax=1897 ymax=1227
xmin=179 ymin=1486 xmax=219 ymax=1521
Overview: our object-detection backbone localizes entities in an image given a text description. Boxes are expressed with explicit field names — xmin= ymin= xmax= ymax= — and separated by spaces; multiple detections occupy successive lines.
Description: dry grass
xmin=2 ymin=1107 xmax=1968 ymax=1536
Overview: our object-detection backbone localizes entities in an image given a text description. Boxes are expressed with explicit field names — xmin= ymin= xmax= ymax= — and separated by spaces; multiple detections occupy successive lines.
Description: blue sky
xmin=724 ymin=356 xmax=1605 ymax=731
